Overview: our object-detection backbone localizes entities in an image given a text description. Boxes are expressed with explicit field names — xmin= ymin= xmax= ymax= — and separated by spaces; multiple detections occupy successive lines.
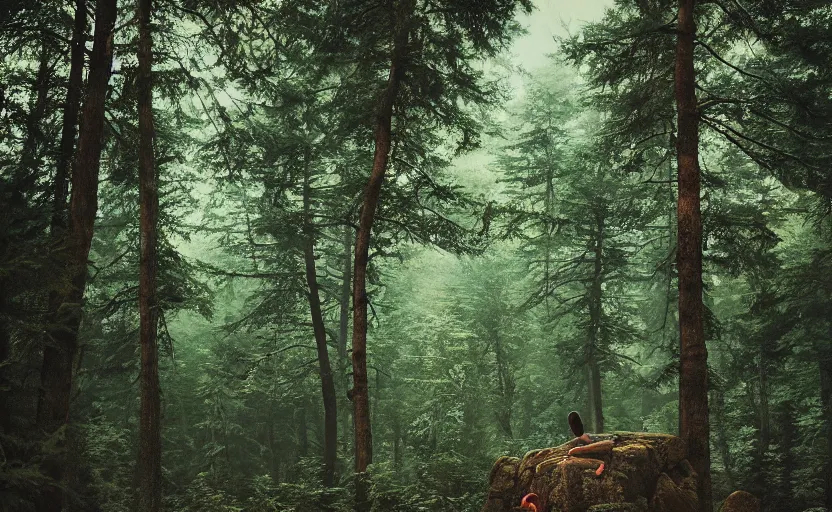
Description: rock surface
xmin=718 ymin=491 xmax=760 ymax=512
xmin=480 ymin=432 xmax=699 ymax=512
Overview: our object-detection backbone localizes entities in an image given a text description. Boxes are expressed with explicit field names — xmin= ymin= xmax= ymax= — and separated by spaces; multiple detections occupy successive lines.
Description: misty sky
xmin=512 ymin=0 xmax=612 ymax=71
xmin=448 ymin=0 xmax=613 ymax=200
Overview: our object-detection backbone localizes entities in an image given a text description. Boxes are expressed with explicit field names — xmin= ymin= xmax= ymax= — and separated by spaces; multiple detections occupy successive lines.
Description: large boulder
xmin=718 ymin=491 xmax=760 ymax=512
xmin=481 ymin=432 xmax=699 ymax=512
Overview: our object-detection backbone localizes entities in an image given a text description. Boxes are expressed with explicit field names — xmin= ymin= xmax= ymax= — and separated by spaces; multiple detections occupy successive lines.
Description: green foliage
xmin=171 ymin=472 xmax=244 ymax=512
xmin=3 ymin=1 xmax=832 ymax=511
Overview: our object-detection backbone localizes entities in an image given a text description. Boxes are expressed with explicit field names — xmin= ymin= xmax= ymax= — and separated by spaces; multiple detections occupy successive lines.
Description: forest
xmin=1 ymin=0 xmax=831 ymax=511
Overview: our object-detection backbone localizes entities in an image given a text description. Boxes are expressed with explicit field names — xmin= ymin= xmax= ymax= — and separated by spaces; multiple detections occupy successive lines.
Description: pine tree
xmin=673 ymin=1 xmax=711 ymax=510
xmin=350 ymin=3 xmax=415 ymax=505
xmin=499 ymin=68 xmax=659 ymax=436
xmin=136 ymin=0 xmax=162 ymax=507
xmin=36 ymin=2 xmax=117 ymax=508
xmin=341 ymin=2 xmax=533 ymax=507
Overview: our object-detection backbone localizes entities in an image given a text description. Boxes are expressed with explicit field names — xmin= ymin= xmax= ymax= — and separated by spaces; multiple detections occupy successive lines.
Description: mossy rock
xmin=489 ymin=456 xmax=520 ymax=492
xmin=588 ymin=501 xmax=647 ymax=512
xmin=649 ymin=472 xmax=697 ymax=512
xmin=481 ymin=432 xmax=698 ymax=512
xmin=718 ymin=491 xmax=760 ymax=512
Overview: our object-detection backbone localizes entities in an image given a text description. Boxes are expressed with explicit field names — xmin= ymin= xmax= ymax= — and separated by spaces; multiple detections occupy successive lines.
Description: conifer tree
xmin=136 ymin=0 xmax=162 ymax=507
xmin=673 ymin=1 xmax=711 ymax=509
xmin=36 ymin=2 xmax=117 ymax=508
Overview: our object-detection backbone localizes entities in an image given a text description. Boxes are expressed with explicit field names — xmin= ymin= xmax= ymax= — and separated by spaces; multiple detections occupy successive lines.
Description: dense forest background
xmin=2 ymin=0 xmax=832 ymax=511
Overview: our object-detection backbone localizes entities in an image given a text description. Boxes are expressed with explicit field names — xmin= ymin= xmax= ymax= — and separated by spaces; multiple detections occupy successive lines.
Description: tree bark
xmin=339 ymin=225 xmax=351 ymax=363
xmin=587 ymin=214 xmax=605 ymax=433
xmin=776 ymin=399 xmax=796 ymax=510
xmin=52 ymin=0 xmax=86 ymax=237
xmin=302 ymin=148 xmax=338 ymax=488
xmin=757 ymin=351 xmax=770 ymax=452
xmin=392 ymin=412 xmax=402 ymax=470
xmin=298 ymin=404 xmax=309 ymax=458
xmin=674 ymin=1 xmax=711 ymax=510
xmin=493 ymin=330 xmax=514 ymax=439
xmin=267 ymin=410 xmax=280 ymax=482
xmin=0 ymin=279 xmax=10 ymax=434
xmin=45 ymin=0 xmax=86 ymax=386
xmin=339 ymin=224 xmax=352 ymax=452
xmin=710 ymin=388 xmax=735 ymax=491
xmin=36 ymin=0 xmax=117 ymax=509
xmin=754 ymin=344 xmax=770 ymax=496
xmin=351 ymin=2 xmax=413 ymax=510
xmin=136 ymin=0 xmax=162 ymax=508
xmin=543 ymin=160 xmax=555 ymax=316
xmin=820 ymin=320 xmax=832 ymax=510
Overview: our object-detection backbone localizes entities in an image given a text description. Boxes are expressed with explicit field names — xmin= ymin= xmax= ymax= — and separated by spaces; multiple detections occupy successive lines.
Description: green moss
xmin=588 ymin=503 xmax=645 ymax=511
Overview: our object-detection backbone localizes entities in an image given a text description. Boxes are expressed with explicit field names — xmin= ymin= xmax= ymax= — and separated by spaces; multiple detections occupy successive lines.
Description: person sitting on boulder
xmin=566 ymin=411 xmax=613 ymax=474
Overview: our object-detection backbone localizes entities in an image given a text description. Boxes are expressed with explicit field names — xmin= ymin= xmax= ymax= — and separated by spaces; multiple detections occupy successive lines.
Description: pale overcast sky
xmin=512 ymin=0 xmax=612 ymax=71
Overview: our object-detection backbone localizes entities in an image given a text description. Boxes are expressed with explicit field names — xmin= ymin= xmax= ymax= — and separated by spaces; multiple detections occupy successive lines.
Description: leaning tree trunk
xmin=136 ymin=0 xmax=162 ymax=508
xmin=36 ymin=1 xmax=117 ymax=509
xmin=587 ymin=214 xmax=605 ymax=433
xmin=52 ymin=0 xmax=86 ymax=236
xmin=32 ymin=0 xmax=86 ymax=440
xmin=351 ymin=2 xmax=413 ymax=511
xmin=46 ymin=0 xmax=86 ymax=349
xmin=302 ymin=147 xmax=338 ymax=488
xmin=674 ymin=1 xmax=711 ymax=511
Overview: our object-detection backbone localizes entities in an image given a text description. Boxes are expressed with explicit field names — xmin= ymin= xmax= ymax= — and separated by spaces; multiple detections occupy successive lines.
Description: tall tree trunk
xmin=587 ymin=215 xmax=605 ymax=433
xmin=757 ymin=351 xmax=770 ymax=452
xmin=267 ymin=410 xmax=280 ymax=482
xmin=302 ymin=148 xmax=338 ymax=488
xmin=392 ymin=412 xmax=402 ymax=470
xmin=298 ymin=404 xmax=309 ymax=458
xmin=586 ymin=363 xmax=603 ymax=433
xmin=136 ymin=0 xmax=162 ymax=508
xmin=45 ymin=0 xmax=87 ymax=387
xmin=820 ymin=320 xmax=832 ymax=511
xmin=52 ymin=0 xmax=86 ymax=237
xmin=674 ymin=1 xmax=711 ymax=510
xmin=776 ymin=400 xmax=796 ymax=511
xmin=754 ymin=345 xmax=770 ymax=497
xmin=339 ymin=225 xmax=351 ymax=362
xmin=36 ymin=0 xmax=117 ymax=509
xmin=0 ymin=280 xmax=10 ymax=434
xmin=543 ymin=164 xmax=554 ymax=316
xmin=493 ymin=330 xmax=514 ymax=438
xmin=339 ymin=224 xmax=352 ymax=452
xmin=351 ymin=2 xmax=412 ymax=510
xmin=710 ymin=388 xmax=735 ymax=491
